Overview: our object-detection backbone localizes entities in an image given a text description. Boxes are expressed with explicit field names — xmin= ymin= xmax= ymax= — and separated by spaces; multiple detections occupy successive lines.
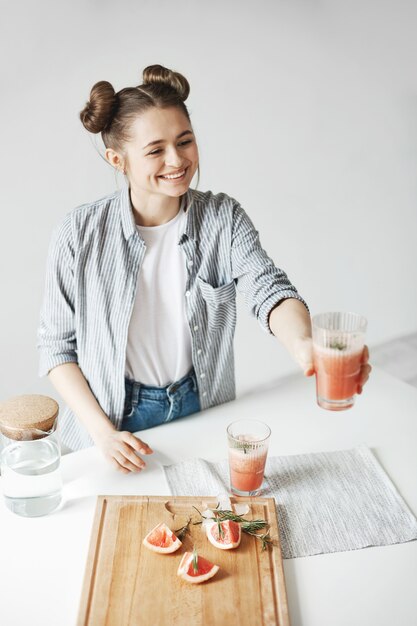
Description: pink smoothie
xmin=228 ymin=446 xmax=267 ymax=492
xmin=313 ymin=345 xmax=362 ymax=403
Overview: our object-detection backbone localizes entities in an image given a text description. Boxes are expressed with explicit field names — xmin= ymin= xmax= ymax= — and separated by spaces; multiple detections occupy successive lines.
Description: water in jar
xmin=1 ymin=438 xmax=62 ymax=517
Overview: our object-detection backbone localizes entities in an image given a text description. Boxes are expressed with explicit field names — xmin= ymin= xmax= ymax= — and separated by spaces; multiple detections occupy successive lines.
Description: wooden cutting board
xmin=77 ymin=495 xmax=290 ymax=626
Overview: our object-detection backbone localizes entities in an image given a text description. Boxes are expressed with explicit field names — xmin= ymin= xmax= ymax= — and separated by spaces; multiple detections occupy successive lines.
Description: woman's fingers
xmin=138 ymin=441 xmax=154 ymax=454
xmin=110 ymin=457 xmax=130 ymax=474
xmin=121 ymin=431 xmax=154 ymax=455
xmin=357 ymin=362 xmax=372 ymax=394
xmin=118 ymin=441 xmax=146 ymax=470
xmin=97 ymin=431 xmax=153 ymax=473
xmin=114 ymin=450 xmax=143 ymax=473
xmin=294 ymin=337 xmax=315 ymax=376
xmin=361 ymin=345 xmax=370 ymax=364
xmin=361 ymin=363 xmax=372 ymax=383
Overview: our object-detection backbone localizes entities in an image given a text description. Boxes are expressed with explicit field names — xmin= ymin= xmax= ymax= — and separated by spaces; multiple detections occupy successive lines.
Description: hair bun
xmin=142 ymin=64 xmax=190 ymax=101
xmin=79 ymin=81 xmax=117 ymax=134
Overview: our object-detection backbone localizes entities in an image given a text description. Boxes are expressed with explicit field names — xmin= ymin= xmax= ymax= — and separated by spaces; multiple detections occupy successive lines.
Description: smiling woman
xmin=36 ymin=63 xmax=371 ymax=472
xmin=109 ymin=106 xmax=200 ymax=226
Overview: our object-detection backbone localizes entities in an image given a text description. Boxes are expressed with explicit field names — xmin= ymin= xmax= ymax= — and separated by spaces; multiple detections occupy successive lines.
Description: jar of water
xmin=0 ymin=394 xmax=62 ymax=517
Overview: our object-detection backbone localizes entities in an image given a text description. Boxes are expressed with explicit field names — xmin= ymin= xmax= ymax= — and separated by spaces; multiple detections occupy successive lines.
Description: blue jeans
xmin=121 ymin=368 xmax=201 ymax=432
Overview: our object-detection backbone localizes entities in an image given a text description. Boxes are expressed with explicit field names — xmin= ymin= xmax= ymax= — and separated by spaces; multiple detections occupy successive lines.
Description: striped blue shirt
xmin=37 ymin=184 xmax=308 ymax=450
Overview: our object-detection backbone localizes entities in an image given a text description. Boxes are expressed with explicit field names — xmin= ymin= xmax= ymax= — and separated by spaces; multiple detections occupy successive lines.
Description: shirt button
xmin=197 ymin=349 xmax=202 ymax=355
xmin=200 ymin=373 xmax=206 ymax=379
xmin=188 ymin=260 xmax=194 ymax=267
xmin=194 ymin=325 xmax=199 ymax=331
xmin=202 ymin=391 xmax=207 ymax=397
xmin=185 ymin=291 xmax=191 ymax=298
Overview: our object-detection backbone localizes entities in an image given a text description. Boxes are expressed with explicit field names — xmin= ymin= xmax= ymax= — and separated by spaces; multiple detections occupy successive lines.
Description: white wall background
xmin=1 ymin=0 xmax=416 ymax=403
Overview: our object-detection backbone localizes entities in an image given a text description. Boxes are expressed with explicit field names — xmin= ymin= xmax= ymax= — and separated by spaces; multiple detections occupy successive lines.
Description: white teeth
xmin=161 ymin=169 xmax=186 ymax=179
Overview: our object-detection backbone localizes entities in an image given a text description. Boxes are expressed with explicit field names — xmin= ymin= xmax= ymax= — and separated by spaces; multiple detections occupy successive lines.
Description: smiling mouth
xmin=159 ymin=167 xmax=188 ymax=181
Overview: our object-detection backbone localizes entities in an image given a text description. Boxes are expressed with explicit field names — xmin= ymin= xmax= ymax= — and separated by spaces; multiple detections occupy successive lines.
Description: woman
xmin=37 ymin=64 xmax=371 ymax=473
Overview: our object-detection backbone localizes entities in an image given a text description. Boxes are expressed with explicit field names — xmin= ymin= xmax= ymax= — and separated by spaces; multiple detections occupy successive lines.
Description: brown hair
xmin=79 ymin=64 xmax=199 ymax=187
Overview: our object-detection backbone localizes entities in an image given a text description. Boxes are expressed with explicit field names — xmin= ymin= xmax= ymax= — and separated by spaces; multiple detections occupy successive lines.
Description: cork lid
xmin=0 ymin=394 xmax=59 ymax=440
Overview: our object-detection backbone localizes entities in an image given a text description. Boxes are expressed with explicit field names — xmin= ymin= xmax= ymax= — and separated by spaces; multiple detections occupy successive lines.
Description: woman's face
xmin=119 ymin=106 xmax=199 ymax=199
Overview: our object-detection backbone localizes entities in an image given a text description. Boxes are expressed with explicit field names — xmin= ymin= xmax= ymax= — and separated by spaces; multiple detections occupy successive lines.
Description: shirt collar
xmin=120 ymin=184 xmax=137 ymax=240
xmin=180 ymin=188 xmax=197 ymax=242
xmin=120 ymin=184 xmax=197 ymax=241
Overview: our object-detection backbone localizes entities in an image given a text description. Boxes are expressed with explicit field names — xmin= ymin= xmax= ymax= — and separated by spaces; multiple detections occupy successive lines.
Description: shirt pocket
xmin=197 ymin=277 xmax=237 ymax=332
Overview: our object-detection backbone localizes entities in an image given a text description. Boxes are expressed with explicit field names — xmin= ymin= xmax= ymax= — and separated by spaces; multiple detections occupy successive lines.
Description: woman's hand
xmin=356 ymin=345 xmax=372 ymax=394
xmin=293 ymin=336 xmax=315 ymax=376
xmin=48 ymin=363 xmax=154 ymax=470
xmin=293 ymin=337 xmax=372 ymax=393
xmin=94 ymin=429 xmax=154 ymax=474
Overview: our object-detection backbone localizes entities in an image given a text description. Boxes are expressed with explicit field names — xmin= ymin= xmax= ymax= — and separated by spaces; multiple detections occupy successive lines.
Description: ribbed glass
xmin=227 ymin=419 xmax=271 ymax=496
xmin=312 ymin=312 xmax=367 ymax=411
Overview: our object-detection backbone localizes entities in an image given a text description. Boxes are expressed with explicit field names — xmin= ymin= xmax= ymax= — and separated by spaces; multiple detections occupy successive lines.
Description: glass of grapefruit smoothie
xmin=227 ymin=419 xmax=271 ymax=496
xmin=312 ymin=312 xmax=367 ymax=411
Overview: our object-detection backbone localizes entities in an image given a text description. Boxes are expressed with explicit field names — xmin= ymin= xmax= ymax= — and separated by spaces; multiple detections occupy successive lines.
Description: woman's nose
xmin=165 ymin=146 xmax=184 ymax=167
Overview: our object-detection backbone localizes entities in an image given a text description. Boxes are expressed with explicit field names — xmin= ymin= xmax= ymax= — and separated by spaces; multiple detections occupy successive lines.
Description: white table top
xmin=1 ymin=366 xmax=417 ymax=626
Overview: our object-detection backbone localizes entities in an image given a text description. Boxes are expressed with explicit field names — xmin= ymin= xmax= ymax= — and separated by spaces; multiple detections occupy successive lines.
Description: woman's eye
xmin=148 ymin=140 xmax=193 ymax=156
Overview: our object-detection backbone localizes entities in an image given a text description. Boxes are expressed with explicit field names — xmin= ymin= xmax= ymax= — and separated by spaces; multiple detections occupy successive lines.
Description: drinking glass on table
xmin=312 ymin=311 xmax=368 ymax=411
xmin=227 ymin=419 xmax=271 ymax=496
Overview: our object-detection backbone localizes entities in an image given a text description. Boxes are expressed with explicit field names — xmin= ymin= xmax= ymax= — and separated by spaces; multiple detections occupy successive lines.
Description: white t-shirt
xmin=124 ymin=198 xmax=193 ymax=386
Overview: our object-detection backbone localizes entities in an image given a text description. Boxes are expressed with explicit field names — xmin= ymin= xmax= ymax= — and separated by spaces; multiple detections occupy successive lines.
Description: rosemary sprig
xmin=174 ymin=517 xmax=192 ymax=541
xmin=216 ymin=516 xmax=225 ymax=539
xmin=242 ymin=528 xmax=274 ymax=551
xmin=329 ymin=340 xmax=347 ymax=351
xmin=218 ymin=510 xmax=271 ymax=549
xmin=192 ymin=505 xmax=203 ymax=518
xmin=214 ymin=509 xmax=269 ymax=533
xmin=192 ymin=546 xmax=198 ymax=573
xmin=232 ymin=440 xmax=252 ymax=454
xmin=193 ymin=506 xmax=272 ymax=551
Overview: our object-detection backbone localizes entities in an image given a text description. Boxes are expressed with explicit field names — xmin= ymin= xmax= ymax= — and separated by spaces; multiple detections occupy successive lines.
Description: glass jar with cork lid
xmin=0 ymin=394 xmax=62 ymax=517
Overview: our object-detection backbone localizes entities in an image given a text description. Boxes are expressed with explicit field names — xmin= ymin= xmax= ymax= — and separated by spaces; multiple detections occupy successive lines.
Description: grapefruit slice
xmin=206 ymin=519 xmax=241 ymax=550
xmin=142 ymin=522 xmax=182 ymax=554
xmin=177 ymin=551 xmax=219 ymax=584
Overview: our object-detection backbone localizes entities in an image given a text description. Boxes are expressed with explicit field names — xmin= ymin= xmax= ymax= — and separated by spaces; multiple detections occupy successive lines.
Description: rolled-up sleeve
xmin=37 ymin=214 xmax=78 ymax=376
xmin=230 ymin=201 xmax=309 ymax=335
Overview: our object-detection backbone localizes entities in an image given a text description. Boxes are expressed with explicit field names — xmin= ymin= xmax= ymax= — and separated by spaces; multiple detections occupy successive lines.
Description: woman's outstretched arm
xmin=268 ymin=298 xmax=371 ymax=393
xmin=268 ymin=298 xmax=314 ymax=375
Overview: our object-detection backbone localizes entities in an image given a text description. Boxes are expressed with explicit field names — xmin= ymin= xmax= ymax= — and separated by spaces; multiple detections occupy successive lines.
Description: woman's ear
xmin=105 ymin=147 xmax=124 ymax=171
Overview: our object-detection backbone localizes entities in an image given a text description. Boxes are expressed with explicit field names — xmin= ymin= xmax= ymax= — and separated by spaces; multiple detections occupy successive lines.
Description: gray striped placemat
xmin=162 ymin=444 xmax=417 ymax=559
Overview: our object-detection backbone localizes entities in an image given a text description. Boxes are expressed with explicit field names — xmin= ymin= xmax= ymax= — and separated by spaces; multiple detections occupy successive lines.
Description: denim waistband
xmin=124 ymin=368 xmax=198 ymax=404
